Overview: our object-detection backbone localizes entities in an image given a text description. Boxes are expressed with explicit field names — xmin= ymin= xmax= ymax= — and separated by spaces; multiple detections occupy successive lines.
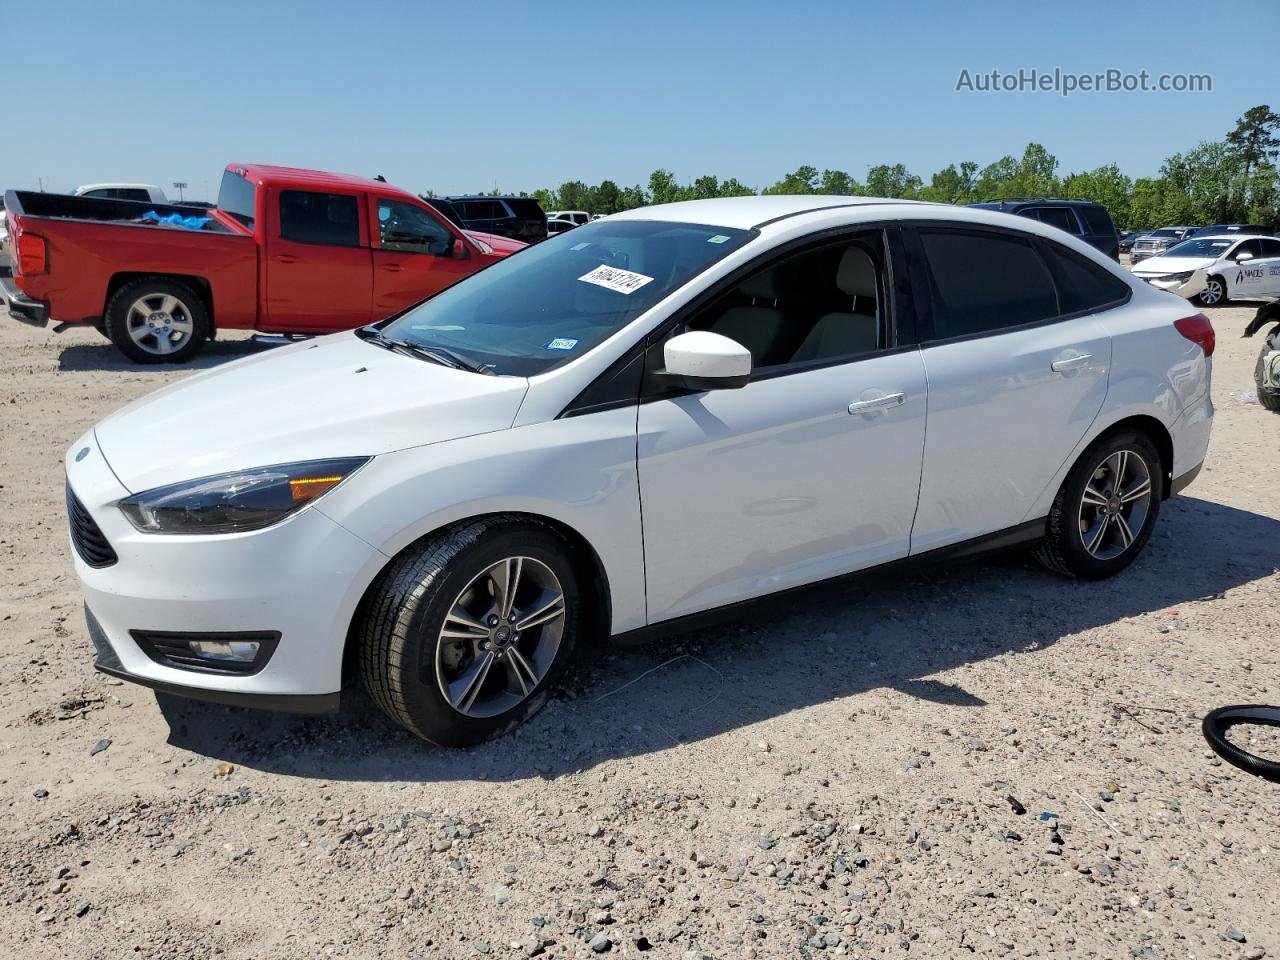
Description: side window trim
xmin=1031 ymin=236 xmax=1132 ymax=320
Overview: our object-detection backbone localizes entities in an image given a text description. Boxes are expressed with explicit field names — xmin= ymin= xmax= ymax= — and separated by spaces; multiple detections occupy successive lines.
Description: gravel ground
xmin=0 ymin=305 xmax=1276 ymax=960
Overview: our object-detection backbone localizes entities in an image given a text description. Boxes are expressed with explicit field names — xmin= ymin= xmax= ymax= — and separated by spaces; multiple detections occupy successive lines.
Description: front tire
xmin=1036 ymin=430 xmax=1162 ymax=579
xmin=357 ymin=518 xmax=582 ymax=746
xmin=104 ymin=277 xmax=209 ymax=364
xmin=1195 ymin=275 xmax=1227 ymax=307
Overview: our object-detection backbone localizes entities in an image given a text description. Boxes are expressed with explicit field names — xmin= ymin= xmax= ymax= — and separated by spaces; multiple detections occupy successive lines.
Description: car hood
xmin=465 ymin=229 xmax=527 ymax=255
xmin=1131 ymin=255 xmax=1215 ymax=274
xmin=93 ymin=333 xmax=530 ymax=493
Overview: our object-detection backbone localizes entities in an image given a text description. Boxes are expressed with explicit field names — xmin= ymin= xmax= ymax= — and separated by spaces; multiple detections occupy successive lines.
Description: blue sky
xmin=5 ymin=0 xmax=1276 ymax=199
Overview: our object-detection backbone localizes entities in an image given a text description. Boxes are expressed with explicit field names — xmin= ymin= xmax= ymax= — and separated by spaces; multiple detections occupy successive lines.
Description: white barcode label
xmin=578 ymin=264 xmax=654 ymax=295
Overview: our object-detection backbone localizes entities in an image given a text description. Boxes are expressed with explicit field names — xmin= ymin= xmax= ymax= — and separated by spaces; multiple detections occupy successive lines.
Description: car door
xmin=636 ymin=228 xmax=928 ymax=623
xmin=371 ymin=196 xmax=476 ymax=318
xmin=264 ymin=187 xmax=372 ymax=330
xmin=1226 ymin=238 xmax=1279 ymax=301
xmin=1259 ymin=239 xmax=1280 ymax=298
xmin=905 ymin=225 xmax=1114 ymax=554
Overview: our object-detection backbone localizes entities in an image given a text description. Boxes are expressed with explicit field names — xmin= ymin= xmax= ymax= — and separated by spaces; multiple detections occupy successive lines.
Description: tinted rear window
xmin=1039 ymin=242 xmax=1130 ymax=314
xmin=919 ymin=229 xmax=1059 ymax=339
xmin=1029 ymin=207 xmax=1082 ymax=234
xmin=218 ymin=171 xmax=257 ymax=228
xmin=279 ymin=190 xmax=359 ymax=246
xmin=506 ymin=198 xmax=545 ymax=220
xmin=1077 ymin=206 xmax=1115 ymax=236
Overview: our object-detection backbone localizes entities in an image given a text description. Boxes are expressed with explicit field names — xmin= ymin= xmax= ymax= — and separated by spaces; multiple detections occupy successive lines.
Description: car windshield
xmin=377 ymin=219 xmax=754 ymax=376
xmin=1164 ymin=238 xmax=1233 ymax=258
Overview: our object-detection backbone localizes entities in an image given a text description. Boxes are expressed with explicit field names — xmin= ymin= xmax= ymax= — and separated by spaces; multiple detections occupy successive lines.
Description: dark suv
xmin=968 ymin=199 xmax=1120 ymax=260
xmin=444 ymin=196 xmax=547 ymax=244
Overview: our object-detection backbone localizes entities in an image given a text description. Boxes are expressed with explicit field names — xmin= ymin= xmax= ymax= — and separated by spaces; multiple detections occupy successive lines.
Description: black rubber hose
xmin=1202 ymin=705 xmax=1280 ymax=783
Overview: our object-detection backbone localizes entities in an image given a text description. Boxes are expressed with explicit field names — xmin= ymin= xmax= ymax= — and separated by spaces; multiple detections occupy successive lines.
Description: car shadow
xmin=57 ymin=337 xmax=275 ymax=372
xmin=155 ymin=495 xmax=1280 ymax=782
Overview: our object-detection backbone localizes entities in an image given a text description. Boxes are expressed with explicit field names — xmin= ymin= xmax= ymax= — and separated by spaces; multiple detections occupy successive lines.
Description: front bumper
xmin=1 ymin=274 xmax=49 ymax=327
xmin=66 ymin=430 xmax=389 ymax=711
xmin=1134 ymin=271 xmax=1207 ymax=300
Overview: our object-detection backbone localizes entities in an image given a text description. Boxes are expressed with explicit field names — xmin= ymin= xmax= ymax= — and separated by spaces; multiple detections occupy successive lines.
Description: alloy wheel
xmin=1199 ymin=278 xmax=1225 ymax=306
xmin=1077 ymin=449 xmax=1153 ymax=561
xmin=434 ymin=556 xmax=566 ymax=718
xmin=126 ymin=294 xmax=195 ymax=356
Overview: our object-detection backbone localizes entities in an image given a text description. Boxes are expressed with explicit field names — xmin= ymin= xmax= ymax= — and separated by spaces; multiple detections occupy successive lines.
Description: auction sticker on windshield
xmin=579 ymin=264 xmax=654 ymax=295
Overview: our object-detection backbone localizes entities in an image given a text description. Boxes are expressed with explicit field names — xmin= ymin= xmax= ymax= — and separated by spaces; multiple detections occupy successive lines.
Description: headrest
xmin=836 ymin=248 xmax=877 ymax=298
xmin=739 ymin=269 xmax=782 ymax=301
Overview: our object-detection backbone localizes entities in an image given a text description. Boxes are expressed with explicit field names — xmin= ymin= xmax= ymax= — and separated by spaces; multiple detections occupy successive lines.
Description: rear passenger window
xmin=1078 ymin=206 xmax=1115 ymax=236
xmin=1030 ymin=207 xmax=1082 ymax=234
xmin=918 ymin=230 xmax=1058 ymax=339
xmin=279 ymin=190 xmax=360 ymax=246
xmin=1038 ymin=242 xmax=1131 ymax=314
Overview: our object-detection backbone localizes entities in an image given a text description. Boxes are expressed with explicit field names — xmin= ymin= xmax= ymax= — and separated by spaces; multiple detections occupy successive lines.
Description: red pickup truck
xmin=2 ymin=163 xmax=524 ymax=363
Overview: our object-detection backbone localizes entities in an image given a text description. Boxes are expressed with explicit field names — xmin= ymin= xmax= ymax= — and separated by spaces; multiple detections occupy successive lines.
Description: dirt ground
xmin=0 ymin=304 xmax=1276 ymax=960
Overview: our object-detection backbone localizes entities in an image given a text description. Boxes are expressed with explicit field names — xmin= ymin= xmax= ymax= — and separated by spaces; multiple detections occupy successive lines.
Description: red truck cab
xmin=2 ymin=163 xmax=524 ymax=362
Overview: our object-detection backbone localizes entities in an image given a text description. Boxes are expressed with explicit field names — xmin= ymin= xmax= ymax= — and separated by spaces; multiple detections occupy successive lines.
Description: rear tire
xmin=1035 ymin=430 xmax=1162 ymax=579
xmin=104 ymin=277 xmax=209 ymax=364
xmin=357 ymin=517 xmax=582 ymax=747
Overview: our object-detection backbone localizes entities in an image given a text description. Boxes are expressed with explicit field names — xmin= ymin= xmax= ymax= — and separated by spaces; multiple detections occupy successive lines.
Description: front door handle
xmin=277 ymin=254 xmax=300 ymax=264
xmin=382 ymin=263 xmax=404 ymax=273
xmin=1051 ymin=354 xmax=1092 ymax=373
xmin=848 ymin=392 xmax=905 ymax=415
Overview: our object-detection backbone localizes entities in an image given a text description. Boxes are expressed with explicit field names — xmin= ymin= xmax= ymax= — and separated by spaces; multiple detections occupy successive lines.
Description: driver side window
xmin=678 ymin=230 xmax=891 ymax=375
xmin=377 ymin=199 xmax=453 ymax=255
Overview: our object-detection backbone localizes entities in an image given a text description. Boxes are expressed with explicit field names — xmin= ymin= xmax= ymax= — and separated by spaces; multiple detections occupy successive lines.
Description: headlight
xmin=118 ymin=457 xmax=368 ymax=534
xmin=1158 ymin=271 xmax=1195 ymax=282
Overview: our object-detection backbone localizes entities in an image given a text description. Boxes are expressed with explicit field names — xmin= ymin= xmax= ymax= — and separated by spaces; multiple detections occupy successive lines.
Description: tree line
xmin=431 ymin=105 xmax=1279 ymax=231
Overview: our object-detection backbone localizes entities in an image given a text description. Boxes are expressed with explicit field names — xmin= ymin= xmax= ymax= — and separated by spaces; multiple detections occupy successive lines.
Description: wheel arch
xmin=1083 ymin=414 xmax=1175 ymax=499
xmin=340 ymin=510 xmax=613 ymax=685
xmin=105 ymin=272 xmax=215 ymax=335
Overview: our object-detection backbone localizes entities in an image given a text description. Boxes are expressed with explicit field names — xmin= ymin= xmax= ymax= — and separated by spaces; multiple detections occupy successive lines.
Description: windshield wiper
xmin=356 ymin=327 xmax=495 ymax=375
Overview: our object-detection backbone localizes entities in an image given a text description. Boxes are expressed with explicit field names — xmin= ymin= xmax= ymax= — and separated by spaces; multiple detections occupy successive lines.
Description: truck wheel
xmin=104 ymin=278 xmax=209 ymax=364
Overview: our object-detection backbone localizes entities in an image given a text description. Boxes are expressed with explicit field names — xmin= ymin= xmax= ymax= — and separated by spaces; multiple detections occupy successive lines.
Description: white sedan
xmin=1131 ymin=234 xmax=1280 ymax=306
xmin=66 ymin=197 xmax=1215 ymax=745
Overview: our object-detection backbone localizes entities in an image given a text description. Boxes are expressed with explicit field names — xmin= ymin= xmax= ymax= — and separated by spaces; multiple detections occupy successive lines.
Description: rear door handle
xmin=1051 ymin=354 xmax=1092 ymax=373
xmin=848 ymin=392 xmax=905 ymax=415
xmin=382 ymin=263 xmax=404 ymax=273
xmin=277 ymin=254 xmax=299 ymax=264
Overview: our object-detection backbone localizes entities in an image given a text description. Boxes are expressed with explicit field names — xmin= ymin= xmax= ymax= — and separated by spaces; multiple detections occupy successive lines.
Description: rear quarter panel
xmin=16 ymin=218 xmax=258 ymax=327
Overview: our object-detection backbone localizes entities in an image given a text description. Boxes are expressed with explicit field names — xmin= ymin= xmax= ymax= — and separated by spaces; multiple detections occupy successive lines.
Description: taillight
xmin=16 ymin=232 xmax=48 ymax=276
xmin=1174 ymin=313 xmax=1215 ymax=357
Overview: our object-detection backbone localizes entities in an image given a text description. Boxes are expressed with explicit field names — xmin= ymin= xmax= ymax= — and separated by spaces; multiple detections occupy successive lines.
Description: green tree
xmin=974 ymin=155 xmax=1018 ymax=199
xmin=1061 ymin=163 xmax=1133 ymax=227
xmin=1226 ymin=105 xmax=1280 ymax=185
xmin=648 ymin=169 xmax=687 ymax=205
xmin=818 ymin=169 xmax=860 ymax=195
xmin=864 ymin=163 xmax=921 ymax=198
xmin=919 ymin=162 xmax=977 ymax=204
xmin=763 ymin=165 xmax=820 ymax=194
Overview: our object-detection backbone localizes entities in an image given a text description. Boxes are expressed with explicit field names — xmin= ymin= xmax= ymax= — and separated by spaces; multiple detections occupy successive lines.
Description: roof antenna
xmin=374 ymin=174 xmax=387 ymax=182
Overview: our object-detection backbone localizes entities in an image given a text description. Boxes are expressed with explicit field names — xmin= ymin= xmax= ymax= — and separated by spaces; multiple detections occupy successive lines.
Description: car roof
xmin=608 ymin=195 xmax=921 ymax=230
xmin=229 ymin=163 xmax=418 ymax=200
xmin=969 ymin=198 xmax=1102 ymax=209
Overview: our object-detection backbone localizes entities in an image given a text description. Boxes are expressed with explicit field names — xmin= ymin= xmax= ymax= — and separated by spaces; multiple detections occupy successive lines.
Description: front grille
xmin=66 ymin=484 xmax=118 ymax=568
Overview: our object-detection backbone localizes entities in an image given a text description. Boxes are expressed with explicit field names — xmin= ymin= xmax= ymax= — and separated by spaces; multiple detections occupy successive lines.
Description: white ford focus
xmin=66 ymin=196 xmax=1215 ymax=745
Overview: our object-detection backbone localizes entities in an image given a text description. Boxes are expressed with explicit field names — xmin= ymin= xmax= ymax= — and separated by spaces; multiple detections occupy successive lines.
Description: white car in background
xmin=66 ymin=196 xmax=1215 ymax=746
xmin=1131 ymin=234 xmax=1280 ymax=306
xmin=74 ymin=182 xmax=169 ymax=203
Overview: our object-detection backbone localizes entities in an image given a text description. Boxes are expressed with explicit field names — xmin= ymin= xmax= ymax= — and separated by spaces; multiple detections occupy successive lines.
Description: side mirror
xmin=1235 ymin=250 xmax=1254 ymax=262
xmin=661 ymin=331 xmax=751 ymax=391
xmin=451 ymin=237 xmax=468 ymax=259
